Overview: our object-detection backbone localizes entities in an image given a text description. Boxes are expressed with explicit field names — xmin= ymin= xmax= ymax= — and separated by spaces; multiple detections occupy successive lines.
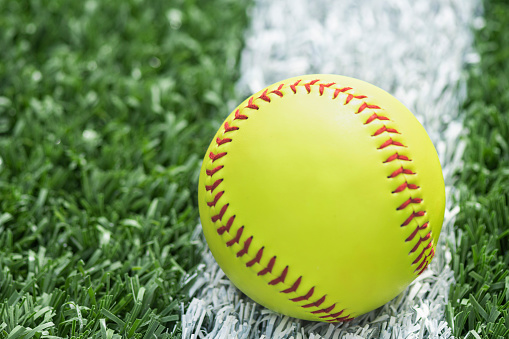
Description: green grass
xmin=447 ymin=0 xmax=509 ymax=337
xmin=0 ymin=0 xmax=250 ymax=337
xmin=3 ymin=0 xmax=509 ymax=337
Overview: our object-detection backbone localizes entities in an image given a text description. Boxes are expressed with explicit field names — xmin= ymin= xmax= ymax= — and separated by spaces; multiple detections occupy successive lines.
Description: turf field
xmin=0 ymin=0 xmax=508 ymax=338
xmin=446 ymin=0 xmax=509 ymax=337
xmin=0 ymin=0 xmax=250 ymax=337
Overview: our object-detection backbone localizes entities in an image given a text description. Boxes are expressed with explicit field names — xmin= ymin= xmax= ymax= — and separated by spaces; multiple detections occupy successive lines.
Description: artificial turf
xmin=0 ymin=0 xmax=250 ymax=337
xmin=446 ymin=0 xmax=509 ymax=337
xmin=2 ymin=0 xmax=509 ymax=338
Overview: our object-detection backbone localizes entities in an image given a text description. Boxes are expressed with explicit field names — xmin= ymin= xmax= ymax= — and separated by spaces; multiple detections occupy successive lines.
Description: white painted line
xmin=183 ymin=0 xmax=481 ymax=337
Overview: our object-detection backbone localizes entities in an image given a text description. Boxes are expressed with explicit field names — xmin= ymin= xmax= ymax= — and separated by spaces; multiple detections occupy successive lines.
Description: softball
xmin=198 ymin=74 xmax=445 ymax=322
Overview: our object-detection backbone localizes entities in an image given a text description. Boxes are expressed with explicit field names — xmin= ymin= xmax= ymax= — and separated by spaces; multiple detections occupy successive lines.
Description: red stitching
xmin=311 ymin=303 xmax=336 ymax=314
xmin=409 ymin=232 xmax=432 ymax=253
xmin=259 ymin=89 xmax=271 ymax=102
xmin=417 ymin=261 xmax=430 ymax=275
xmin=217 ymin=215 xmax=235 ymax=235
xmin=320 ymin=310 xmax=344 ymax=319
xmin=246 ymin=97 xmax=259 ymax=110
xmin=206 ymin=166 xmax=224 ymax=177
xmin=270 ymin=84 xmax=284 ymax=97
xmin=344 ymin=94 xmax=368 ymax=105
xmin=290 ymin=80 xmax=301 ymax=94
xmin=388 ymin=167 xmax=415 ymax=178
xmin=269 ymin=266 xmax=288 ymax=285
xmin=412 ymin=250 xmax=426 ymax=265
xmin=224 ymin=122 xmax=239 ymax=132
xmin=429 ymin=246 xmax=435 ymax=258
xmin=345 ymin=94 xmax=354 ymax=105
xmin=385 ymin=153 xmax=411 ymax=163
xmin=401 ymin=211 xmax=426 ymax=227
xmin=412 ymin=241 xmax=433 ymax=264
xmin=258 ymin=256 xmax=276 ymax=276
xmin=333 ymin=315 xmax=354 ymax=322
xmin=392 ymin=182 xmax=419 ymax=193
xmin=304 ymin=79 xmax=320 ymax=93
xmin=237 ymin=236 xmax=253 ymax=257
xmin=378 ymin=138 xmax=405 ymax=150
xmin=207 ymin=191 xmax=224 ymax=207
xmin=246 ymin=247 xmax=264 ymax=267
xmin=415 ymin=246 xmax=435 ymax=275
xmin=281 ymin=276 xmax=302 ymax=294
xmin=234 ymin=110 xmax=248 ymax=120
xmin=365 ymin=113 xmax=390 ymax=124
xmin=333 ymin=87 xmax=352 ymax=99
xmin=302 ymin=295 xmax=326 ymax=308
xmin=290 ymin=287 xmax=314 ymax=302
xmin=319 ymin=82 xmax=335 ymax=96
xmin=226 ymin=226 xmax=244 ymax=247
xmin=373 ymin=126 xmax=400 ymax=136
xmin=405 ymin=222 xmax=429 ymax=242
xmin=216 ymin=137 xmax=232 ymax=146
xmin=415 ymin=255 xmax=429 ymax=272
xmin=357 ymin=102 xmax=381 ymax=113
xmin=205 ymin=179 xmax=223 ymax=192
xmin=396 ymin=197 xmax=423 ymax=210
xmin=211 ymin=204 xmax=228 ymax=222
xmin=209 ymin=151 xmax=227 ymax=162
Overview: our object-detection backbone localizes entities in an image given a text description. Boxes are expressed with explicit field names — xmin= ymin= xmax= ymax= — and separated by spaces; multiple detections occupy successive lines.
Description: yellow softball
xmin=198 ymin=74 xmax=446 ymax=322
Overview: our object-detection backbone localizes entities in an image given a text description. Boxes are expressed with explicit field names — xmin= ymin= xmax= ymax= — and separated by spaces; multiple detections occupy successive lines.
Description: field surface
xmin=0 ymin=0 xmax=508 ymax=338
xmin=0 ymin=0 xmax=249 ymax=337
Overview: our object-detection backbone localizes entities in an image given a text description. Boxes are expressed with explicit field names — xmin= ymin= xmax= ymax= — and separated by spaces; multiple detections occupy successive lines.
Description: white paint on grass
xmin=182 ymin=0 xmax=481 ymax=337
